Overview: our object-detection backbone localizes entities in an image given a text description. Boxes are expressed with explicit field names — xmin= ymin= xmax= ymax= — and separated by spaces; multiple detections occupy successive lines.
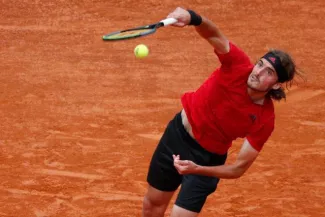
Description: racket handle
xmin=160 ymin=18 xmax=177 ymax=26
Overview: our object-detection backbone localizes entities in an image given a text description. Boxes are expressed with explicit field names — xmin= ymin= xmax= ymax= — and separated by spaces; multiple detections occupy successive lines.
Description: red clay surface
xmin=1 ymin=0 xmax=324 ymax=216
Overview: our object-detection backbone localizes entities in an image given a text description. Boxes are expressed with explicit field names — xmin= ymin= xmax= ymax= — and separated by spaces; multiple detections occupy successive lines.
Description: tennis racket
xmin=102 ymin=18 xmax=177 ymax=41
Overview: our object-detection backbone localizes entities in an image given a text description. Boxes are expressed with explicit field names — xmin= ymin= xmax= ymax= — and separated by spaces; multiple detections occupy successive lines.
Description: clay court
xmin=1 ymin=0 xmax=324 ymax=216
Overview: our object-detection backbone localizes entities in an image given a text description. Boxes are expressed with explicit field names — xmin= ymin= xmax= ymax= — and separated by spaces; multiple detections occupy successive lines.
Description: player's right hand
xmin=167 ymin=7 xmax=191 ymax=27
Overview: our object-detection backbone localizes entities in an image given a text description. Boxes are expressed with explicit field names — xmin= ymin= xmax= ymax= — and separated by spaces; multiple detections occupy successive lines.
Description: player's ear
xmin=271 ymin=82 xmax=281 ymax=90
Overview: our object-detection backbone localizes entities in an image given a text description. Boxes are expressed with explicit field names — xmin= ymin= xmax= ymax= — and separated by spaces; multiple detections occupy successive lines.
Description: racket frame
xmin=102 ymin=18 xmax=177 ymax=41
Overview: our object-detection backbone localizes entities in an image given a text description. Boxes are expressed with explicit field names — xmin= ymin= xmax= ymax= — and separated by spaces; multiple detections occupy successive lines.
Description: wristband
xmin=187 ymin=9 xmax=202 ymax=26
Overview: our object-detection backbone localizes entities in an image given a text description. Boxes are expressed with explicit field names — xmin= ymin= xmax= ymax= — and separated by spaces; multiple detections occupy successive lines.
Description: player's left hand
xmin=173 ymin=154 xmax=198 ymax=175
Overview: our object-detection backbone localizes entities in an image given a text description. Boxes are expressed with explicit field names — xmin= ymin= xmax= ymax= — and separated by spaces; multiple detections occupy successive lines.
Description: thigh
xmin=147 ymin=140 xmax=182 ymax=191
xmin=144 ymin=184 xmax=175 ymax=206
xmin=147 ymin=113 xmax=188 ymax=191
xmin=175 ymin=174 xmax=220 ymax=213
xmin=170 ymin=204 xmax=199 ymax=217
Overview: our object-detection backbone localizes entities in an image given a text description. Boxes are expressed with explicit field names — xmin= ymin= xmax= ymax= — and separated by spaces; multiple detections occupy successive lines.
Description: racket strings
xmin=104 ymin=29 xmax=153 ymax=40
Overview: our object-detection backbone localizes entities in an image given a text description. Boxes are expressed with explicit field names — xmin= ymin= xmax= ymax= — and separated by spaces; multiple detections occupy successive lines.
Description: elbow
xmin=230 ymin=173 xmax=241 ymax=179
xmin=230 ymin=168 xmax=246 ymax=179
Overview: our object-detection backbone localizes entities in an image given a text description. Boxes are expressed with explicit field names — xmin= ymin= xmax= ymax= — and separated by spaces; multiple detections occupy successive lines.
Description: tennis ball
xmin=134 ymin=44 xmax=149 ymax=59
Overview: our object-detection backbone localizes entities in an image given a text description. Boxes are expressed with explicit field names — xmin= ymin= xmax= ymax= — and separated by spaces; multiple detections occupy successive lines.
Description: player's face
xmin=248 ymin=58 xmax=280 ymax=92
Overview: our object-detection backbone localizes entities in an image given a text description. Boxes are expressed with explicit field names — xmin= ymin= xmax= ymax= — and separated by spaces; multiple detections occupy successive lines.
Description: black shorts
xmin=147 ymin=112 xmax=227 ymax=213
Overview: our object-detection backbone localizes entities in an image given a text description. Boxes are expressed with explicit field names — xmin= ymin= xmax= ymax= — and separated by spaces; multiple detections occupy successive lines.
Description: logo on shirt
xmin=249 ymin=114 xmax=257 ymax=123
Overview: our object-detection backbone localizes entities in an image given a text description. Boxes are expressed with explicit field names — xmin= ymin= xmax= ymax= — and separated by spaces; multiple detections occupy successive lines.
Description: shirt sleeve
xmin=214 ymin=42 xmax=252 ymax=69
xmin=246 ymin=117 xmax=275 ymax=152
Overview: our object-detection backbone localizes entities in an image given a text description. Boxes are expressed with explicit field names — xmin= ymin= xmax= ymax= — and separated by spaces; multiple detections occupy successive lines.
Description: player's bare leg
xmin=170 ymin=205 xmax=199 ymax=217
xmin=142 ymin=185 xmax=175 ymax=217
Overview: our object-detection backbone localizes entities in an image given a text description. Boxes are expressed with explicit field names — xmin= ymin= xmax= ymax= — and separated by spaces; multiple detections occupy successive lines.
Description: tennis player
xmin=142 ymin=7 xmax=298 ymax=217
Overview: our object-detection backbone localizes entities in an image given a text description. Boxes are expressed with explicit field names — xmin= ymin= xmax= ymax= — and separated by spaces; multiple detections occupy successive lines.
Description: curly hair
xmin=265 ymin=49 xmax=304 ymax=101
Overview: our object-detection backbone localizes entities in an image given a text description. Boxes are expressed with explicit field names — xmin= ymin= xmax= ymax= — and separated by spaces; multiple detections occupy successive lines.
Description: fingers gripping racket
xmin=102 ymin=18 xmax=177 ymax=41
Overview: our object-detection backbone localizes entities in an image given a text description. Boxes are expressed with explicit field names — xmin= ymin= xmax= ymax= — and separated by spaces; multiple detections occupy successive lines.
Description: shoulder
xmin=260 ymin=98 xmax=275 ymax=127
xmin=264 ymin=97 xmax=275 ymax=115
xmin=215 ymin=41 xmax=252 ymax=67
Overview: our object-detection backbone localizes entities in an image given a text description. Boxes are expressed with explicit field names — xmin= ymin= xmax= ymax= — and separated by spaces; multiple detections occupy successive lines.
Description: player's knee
xmin=143 ymin=195 xmax=166 ymax=216
xmin=142 ymin=195 xmax=153 ymax=215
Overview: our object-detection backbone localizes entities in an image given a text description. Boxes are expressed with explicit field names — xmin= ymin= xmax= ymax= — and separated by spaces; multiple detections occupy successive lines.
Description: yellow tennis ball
xmin=134 ymin=44 xmax=149 ymax=59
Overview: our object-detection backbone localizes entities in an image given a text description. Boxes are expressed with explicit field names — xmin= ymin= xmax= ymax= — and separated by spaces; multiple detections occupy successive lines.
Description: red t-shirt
xmin=181 ymin=42 xmax=275 ymax=154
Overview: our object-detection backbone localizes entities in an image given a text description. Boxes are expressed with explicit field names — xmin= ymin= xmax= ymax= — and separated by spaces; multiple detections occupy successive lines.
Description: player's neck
xmin=247 ymin=87 xmax=266 ymax=105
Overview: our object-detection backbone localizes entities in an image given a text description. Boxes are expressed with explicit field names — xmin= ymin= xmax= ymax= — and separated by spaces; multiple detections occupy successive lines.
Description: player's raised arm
xmin=167 ymin=7 xmax=230 ymax=54
xmin=195 ymin=16 xmax=230 ymax=54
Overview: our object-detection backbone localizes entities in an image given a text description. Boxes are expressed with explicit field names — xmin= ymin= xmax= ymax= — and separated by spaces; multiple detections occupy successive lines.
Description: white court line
xmin=37 ymin=169 xmax=103 ymax=180
xmin=1 ymin=187 xmax=71 ymax=199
